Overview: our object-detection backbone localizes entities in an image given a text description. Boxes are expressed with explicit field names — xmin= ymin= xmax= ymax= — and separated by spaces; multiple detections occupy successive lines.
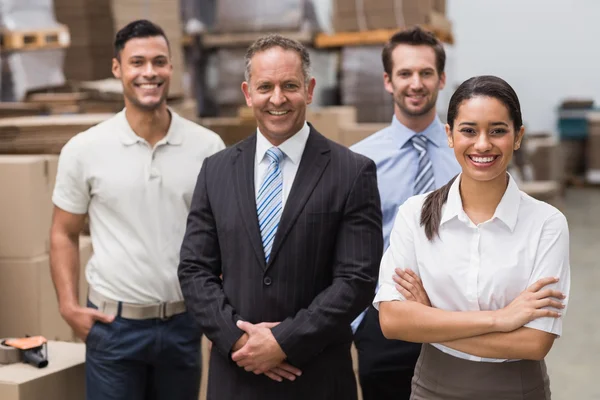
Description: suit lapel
xmin=233 ymin=135 xmax=266 ymax=268
xmin=267 ymin=127 xmax=331 ymax=269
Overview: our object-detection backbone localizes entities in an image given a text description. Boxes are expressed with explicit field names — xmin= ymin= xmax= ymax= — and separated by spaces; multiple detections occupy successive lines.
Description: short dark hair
xmin=114 ymin=19 xmax=170 ymax=60
xmin=421 ymin=75 xmax=524 ymax=241
xmin=244 ymin=34 xmax=311 ymax=85
xmin=382 ymin=26 xmax=446 ymax=76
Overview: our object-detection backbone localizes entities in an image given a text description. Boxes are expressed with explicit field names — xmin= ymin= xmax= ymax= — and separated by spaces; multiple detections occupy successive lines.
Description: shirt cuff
xmin=372 ymin=284 xmax=405 ymax=311
xmin=524 ymin=317 xmax=562 ymax=338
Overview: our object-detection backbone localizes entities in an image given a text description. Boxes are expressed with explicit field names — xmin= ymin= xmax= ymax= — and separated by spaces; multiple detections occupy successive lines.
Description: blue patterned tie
xmin=257 ymin=147 xmax=284 ymax=262
xmin=411 ymin=135 xmax=435 ymax=195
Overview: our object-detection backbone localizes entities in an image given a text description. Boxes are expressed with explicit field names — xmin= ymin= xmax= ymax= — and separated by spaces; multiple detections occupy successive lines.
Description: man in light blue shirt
xmin=350 ymin=26 xmax=461 ymax=400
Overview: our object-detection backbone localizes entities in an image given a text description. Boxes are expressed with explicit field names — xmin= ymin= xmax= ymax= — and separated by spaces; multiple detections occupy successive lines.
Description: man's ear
xmin=112 ymin=57 xmax=121 ymax=79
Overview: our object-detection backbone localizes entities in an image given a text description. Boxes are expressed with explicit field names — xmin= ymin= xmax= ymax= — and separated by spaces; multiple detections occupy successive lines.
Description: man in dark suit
xmin=178 ymin=34 xmax=383 ymax=399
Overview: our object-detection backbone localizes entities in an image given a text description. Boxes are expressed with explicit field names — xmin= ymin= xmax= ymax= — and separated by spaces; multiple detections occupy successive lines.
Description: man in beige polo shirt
xmin=49 ymin=19 xmax=225 ymax=400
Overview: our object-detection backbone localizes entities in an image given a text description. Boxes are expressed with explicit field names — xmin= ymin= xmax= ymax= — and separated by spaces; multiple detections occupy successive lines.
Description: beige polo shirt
xmin=53 ymin=109 xmax=226 ymax=304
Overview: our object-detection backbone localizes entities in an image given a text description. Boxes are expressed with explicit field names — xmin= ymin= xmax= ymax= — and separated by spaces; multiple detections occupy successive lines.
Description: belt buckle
xmin=158 ymin=303 xmax=170 ymax=321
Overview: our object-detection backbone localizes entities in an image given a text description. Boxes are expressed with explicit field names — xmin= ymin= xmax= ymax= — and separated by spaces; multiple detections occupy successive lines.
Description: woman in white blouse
xmin=374 ymin=75 xmax=570 ymax=399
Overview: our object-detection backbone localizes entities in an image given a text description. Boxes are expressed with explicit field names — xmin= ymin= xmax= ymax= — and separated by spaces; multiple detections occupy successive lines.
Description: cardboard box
xmin=586 ymin=131 xmax=600 ymax=183
xmin=524 ymin=135 xmax=562 ymax=182
xmin=0 ymin=114 xmax=113 ymax=154
xmin=433 ymin=0 xmax=446 ymax=14
xmin=340 ymin=123 xmax=388 ymax=147
xmin=200 ymin=117 xmax=257 ymax=146
xmin=0 ymin=238 xmax=93 ymax=342
xmin=0 ymin=341 xmax=85 ymax=400
xmin=334 ymin=0 xmax=433 ymax=32
xmin=560 ymin=138 xmax=586 ymax=179
xmin=307 ymin=106 xmax=357 ymax=144
xmin=0 ymin=156 xmax=58 ymax=259
xmin=520 ymin=181 xmax=564 ymax=210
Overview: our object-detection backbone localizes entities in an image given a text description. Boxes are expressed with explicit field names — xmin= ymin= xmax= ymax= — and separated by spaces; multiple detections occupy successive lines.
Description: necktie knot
xmin=410 ymin=134 xmax=428 ymax=153
xmin=266 ymin=147 xmax=284 ymax=165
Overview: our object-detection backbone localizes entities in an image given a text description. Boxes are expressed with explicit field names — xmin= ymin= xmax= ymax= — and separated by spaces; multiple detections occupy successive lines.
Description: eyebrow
xmin=458 ymin=121 xmax=509 ymax=127
xmin=129 ymin=54 xmax=168 ymax=60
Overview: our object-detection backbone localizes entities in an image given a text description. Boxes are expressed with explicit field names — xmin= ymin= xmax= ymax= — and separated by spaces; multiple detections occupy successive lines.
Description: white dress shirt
xmin=373 ymin=173 xmax=571 ymax=362
xmin=254 ymin=122 xmax=310 ymax=208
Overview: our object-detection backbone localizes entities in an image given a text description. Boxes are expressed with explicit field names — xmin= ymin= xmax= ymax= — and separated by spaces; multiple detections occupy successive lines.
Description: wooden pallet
xmin=183 ymin=30 xmax=314 ymax=49
xmin=315 ymin=24 xmax=453 ymax=48
xmin=0 ymin=24 xmax=70 ymax=52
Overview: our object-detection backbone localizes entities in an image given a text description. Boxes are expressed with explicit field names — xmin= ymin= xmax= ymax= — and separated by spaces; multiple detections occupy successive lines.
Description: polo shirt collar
xmin=118 ymin=108 xmax=183 ymax=146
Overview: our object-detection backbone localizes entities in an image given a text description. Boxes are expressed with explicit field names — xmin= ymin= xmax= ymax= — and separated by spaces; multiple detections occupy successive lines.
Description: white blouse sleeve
xmin=372 ymin=199 xmax=419 ymax=310
xmin=523 ymin=211 xmax=571 ymax=337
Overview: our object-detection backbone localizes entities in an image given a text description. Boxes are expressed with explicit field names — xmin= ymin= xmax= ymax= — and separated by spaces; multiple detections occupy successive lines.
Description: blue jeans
xmin=85 ymin=300 xmax=201 ymax=400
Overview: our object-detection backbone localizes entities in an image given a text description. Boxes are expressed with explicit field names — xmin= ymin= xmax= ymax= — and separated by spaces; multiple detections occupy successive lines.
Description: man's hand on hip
xmin=231 ymin=320 xmax=288 ymax=375
xmin=61 ymin=304 xmax=115 ymax=341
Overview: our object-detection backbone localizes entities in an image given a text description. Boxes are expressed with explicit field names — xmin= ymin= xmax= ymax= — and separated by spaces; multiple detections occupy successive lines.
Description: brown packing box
xmin=339 ymin=123 xmax=388 ymax=147
xmin=0 ymin=114 xmax=113 ymax=154
xmin=524 ymin=135 xmax=562 ymax=182
xmin=334 ymin=0 xmax=433 ymax=31
xmin=433 ymin=0 xmax=446 ymax=14
xmin=560 ymin=139 xmax=586 ymax=179
xmin=54 ymin=0 xmax=115 ymax=81
xmin=586 ymin=131 xmax=600 ymax=182
xmin=0 ymin=341 xmax=85 ymax=400
xmin=200 ymin=117 xmax=257 ymax=146
xmin=170 ymin=98 xmax=199 ymax=122
xmin=520 ymin=181 xmax=564 ymax=210
xmin=306 ymin=106 xmax=358 ymax=143
xmin=0 ymin=156 xmax=57 ymax=259
xmin=0 ymin=237 xmax=93 ymax=342
xmin=586 ymin=113 xmax=600 ymax=183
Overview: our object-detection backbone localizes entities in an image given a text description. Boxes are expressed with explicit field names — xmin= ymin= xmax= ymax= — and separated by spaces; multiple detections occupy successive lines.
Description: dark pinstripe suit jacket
xmin=178 ymin=126 xmax=383 ymax=400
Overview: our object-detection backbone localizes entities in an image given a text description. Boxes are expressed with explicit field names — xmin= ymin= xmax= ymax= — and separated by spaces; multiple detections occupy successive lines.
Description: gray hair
xmin=244 ymin=34 xmax=311 ymax=86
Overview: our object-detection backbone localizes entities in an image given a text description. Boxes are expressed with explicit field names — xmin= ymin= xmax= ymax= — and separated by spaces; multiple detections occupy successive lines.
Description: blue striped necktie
xmin=411 ymin=134 xmax=435 ymax=195
xmin=257 ymin=147 xmax=284 ymax=262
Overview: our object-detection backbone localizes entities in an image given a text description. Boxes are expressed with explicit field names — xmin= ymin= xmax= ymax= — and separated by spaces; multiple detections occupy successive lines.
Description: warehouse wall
xmin=448 ymin=0 xmax=600 ymax=134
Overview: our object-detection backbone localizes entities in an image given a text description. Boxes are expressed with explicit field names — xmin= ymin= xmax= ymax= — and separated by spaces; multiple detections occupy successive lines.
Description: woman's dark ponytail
xmin=420 ymin=175 xmax=458 ymax=241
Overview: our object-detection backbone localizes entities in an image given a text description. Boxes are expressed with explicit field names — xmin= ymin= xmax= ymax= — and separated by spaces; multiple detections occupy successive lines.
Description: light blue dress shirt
xmin=349 ymin=115 xmax=461 ymax=333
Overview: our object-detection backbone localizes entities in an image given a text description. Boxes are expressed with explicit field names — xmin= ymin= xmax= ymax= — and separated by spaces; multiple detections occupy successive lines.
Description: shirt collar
xmin=491 ymin=173 xmax=521 ymax=231
xmin=256 ymin=121 xmax=310 ymax=165
xmin=389 ymin=114 xmax=447 ymax=150
xmin=440 ymin=172 xmax=521 ymax=231
xmin=118 ymin=108 xmax=183 ymax=146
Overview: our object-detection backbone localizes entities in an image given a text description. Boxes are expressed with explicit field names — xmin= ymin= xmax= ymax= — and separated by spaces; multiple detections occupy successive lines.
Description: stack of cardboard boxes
xmin=53 ymin=0 xmax=116 ymax=82
xmin=333 ymin=0 xmax=446 ymax=32
xmin=0 ymin=155 xmax=92 ymax=341
xmin=341 ymin=46 xmax=394 ymax=123
xmin=515 ymin=133 xmax=565 ymax=209
xmin=0 ymin=114 xmax=113 ymax=154
xmin=0 ymin=155 xmax=89 ymax=399
xmin=586 ymin=113 xmax=600 ymax=184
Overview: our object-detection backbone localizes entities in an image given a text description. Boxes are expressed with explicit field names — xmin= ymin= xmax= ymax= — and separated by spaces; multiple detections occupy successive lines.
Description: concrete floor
xmin=546 ymin=187 xmax=600 ymax=400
